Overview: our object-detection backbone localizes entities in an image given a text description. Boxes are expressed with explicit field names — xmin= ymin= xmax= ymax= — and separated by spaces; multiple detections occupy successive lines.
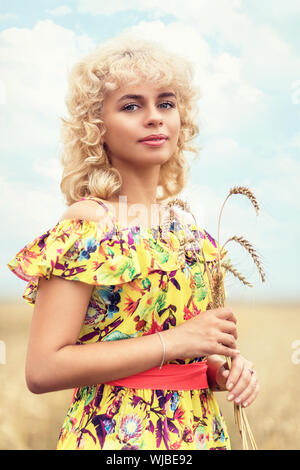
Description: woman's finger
xmin=216 ymin=308 xmax=237 ymax=324
xmin=219 ymin=319 xmax=238 ymax=339
xmin=227 ymin=366 xmax=254 ymax=400
xmin=233 ymin=373 xmax=257 ymax=405
xmin=241 ymin=381 xmax=260 ymax=408
xmin=225 ymin=355 xmax=244 ymax=391
xmin=218 ymin=332 xmax=237 ymax=350
xmin=215 ymin=343 xmax=240 ymax=358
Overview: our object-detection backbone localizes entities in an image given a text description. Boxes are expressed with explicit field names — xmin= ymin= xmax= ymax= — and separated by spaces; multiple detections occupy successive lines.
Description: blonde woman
xmin=8 ymin=34 xmax=259 ymax=450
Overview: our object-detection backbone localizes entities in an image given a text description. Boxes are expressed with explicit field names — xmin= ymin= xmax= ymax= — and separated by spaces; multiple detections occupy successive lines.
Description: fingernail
xmin=227 ymin=382 xmax=234 ymax=390
xmin=235 ymin=397 xmax=241 ymax=404
xmin=227 ymin=394 xmax=234 ymax=401
xmin=243 ymin=402 xmax=248 ymax=407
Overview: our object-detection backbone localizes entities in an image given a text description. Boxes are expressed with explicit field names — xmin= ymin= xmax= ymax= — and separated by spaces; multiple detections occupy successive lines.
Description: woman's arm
xmin=26 ymin=275 xmax=241 ymax=394
xmin=26 ymin=274 xmax=239 ymax=395
xmin=26 ymin=274 xmax=178 ymax=394
xmin=26 ymin=200 xmax=179 ymax=394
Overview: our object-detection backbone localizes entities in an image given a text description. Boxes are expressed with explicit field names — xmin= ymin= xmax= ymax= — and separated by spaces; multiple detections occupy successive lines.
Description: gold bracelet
xmin=156 ymin=331 xmax=166 ymax=370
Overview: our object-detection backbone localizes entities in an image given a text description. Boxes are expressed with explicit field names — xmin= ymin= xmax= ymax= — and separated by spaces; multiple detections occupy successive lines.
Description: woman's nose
xmin=144 ymin=104 xmax=163 ymax=124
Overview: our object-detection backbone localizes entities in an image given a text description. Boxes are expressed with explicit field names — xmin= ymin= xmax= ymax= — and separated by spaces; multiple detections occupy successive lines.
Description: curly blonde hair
xmin=59 ymin=32 xmax=201 ymax=205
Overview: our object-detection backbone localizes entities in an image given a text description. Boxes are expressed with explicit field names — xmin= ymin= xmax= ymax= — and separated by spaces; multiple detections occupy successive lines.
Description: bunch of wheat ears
xmin=160 ymin=186 xmax=265 ymax=450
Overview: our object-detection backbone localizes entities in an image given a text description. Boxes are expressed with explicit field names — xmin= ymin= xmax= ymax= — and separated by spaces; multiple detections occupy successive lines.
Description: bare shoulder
xmin=59 ymin=197 xmax=115 ymax=224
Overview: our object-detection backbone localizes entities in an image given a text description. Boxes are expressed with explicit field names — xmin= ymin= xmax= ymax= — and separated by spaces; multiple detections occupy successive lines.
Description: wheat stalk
xmin=228 ymin=186 xmax=260 ymax=214
xmin=163 ymin=188 xmax=263 ymax=450
xmin=221 ymin=236 xmax=266 ymax=283
xmin=215 ymin=186 xmax=262 ymax=450
xmin=217 ymin=186 xmax=260 ymax=258
xmin=222 ymin=261 xmax=253 ymax=287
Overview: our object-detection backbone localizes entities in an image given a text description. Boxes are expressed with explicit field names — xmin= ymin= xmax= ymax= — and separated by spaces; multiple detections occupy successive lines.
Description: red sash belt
xmin=104 ymin=361 xmax=208 ymax=391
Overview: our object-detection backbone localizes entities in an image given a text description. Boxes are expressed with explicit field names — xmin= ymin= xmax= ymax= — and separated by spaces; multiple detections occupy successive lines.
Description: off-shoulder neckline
xmin=57 ymin=217 xmax=199 ymax=234
xmin=74 ymin=196 xmax=199 ymax=233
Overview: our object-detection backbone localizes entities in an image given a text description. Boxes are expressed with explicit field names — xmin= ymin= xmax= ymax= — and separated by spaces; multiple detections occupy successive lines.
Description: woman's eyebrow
xmin=117 ymin=92 xmax=177 ymax=103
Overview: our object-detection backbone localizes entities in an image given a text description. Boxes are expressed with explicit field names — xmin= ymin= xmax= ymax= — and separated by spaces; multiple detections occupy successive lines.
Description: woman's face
xmin=101 ymin=81 xmax=181 ymax=168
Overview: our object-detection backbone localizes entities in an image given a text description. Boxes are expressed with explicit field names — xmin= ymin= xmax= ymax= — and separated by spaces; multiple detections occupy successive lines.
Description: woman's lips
xmin=139 ymin=138 xmax=167 ymax=147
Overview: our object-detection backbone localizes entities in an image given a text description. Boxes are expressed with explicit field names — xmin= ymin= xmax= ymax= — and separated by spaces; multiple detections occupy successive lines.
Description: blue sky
xmin=1 ymin=0 xmax=300 ymax=303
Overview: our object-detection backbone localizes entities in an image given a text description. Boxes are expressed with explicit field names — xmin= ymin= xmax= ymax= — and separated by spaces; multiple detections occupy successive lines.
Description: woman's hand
xmin=215 ymin=353 xmax=259 ymax=408
xmin=167 ymin=307 xmax=239 ymax=360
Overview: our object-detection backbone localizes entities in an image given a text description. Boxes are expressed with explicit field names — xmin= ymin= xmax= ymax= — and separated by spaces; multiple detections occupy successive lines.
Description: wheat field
xmin=0 ymin=299 xmax=299 ymax=450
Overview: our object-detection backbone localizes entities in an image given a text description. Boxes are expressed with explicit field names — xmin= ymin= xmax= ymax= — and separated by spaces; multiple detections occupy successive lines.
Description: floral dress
xmin=7 ymin=196 xmax=231 ymax=450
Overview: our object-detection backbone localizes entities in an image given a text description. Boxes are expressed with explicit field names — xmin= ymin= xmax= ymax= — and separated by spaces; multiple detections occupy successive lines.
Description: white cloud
xmin=32 ymin=157 xmax=63 ymax=182
xmin=290 ymin=132 xmax=300 ymax=149
xmin=0 ymin=20 xmax=94 ymax=112
xmin=76 ymin=0 xmax=241 ymax=17
xmin=92 ymin=2 xmax=299 ymax=137
xmin=258 ymin=155 xmax=300 ymax=209
xmin=114 ymin=20 xmax=266 ymax=136
xmin=178 ymin=182 xmax=221 ymax=231
xmin=260 ymin=0 xmax=300 ymax=18
xmin=198 ymin=137 xmax=241 ymax=165
xmin=198 ymin=52 xmax=265 ymax=135
xmin=0 ymin=13 xmax=17 ymax=21
xmin=77 ymin=0 xmax=155 ymax=15
xmin=276 ymin=155 xmax=300 ymax=175
xmin=46 ymin=6 xmax=72 ymax=16
xmin=0 ymin=20 xmax=95 ymax=151
xmin=0 ymin=19 xmax=96 ymax=246
xmin=0 ymin=79 xmax=7 ymax=104
xmin=77 ymin=0 xmax=300 ymax=89
xmin=0 ymin=175 xmax=65 ymax=241
xmin=291 ymin=79 xmax=300 ymax=105
xmin=0 ymin=15 xmax=266 ymax=152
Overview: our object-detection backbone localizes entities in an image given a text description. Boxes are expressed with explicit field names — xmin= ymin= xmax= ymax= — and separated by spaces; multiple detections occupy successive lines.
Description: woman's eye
xmin=122 ymin=103 xmax=138 ymax=111
xmin=122 ymin=102 xmax=175 ymax=112
xmin=160 ymin=101 xmax=175 ymax=109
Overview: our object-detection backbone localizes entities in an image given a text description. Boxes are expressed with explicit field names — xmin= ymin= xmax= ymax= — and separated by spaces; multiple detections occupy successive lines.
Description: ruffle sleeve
xmin=7 ymin=218 xmax=183 ymax=305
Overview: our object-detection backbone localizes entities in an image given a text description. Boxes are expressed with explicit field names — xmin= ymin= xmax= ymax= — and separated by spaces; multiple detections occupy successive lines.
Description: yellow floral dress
xmin=7 ymin=196 xmax=231 ymax=450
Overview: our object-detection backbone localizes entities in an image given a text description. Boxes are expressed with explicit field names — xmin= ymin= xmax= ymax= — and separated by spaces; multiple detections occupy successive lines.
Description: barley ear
xmin=222 ymin=261 xmax=253 ymax=287
xmin=217 ymin=186 xmax=260 ymax=255
xmin=222 ymin=236 xmax=266 ymax=283
xmin=229 ymin=186 xmax=260 ymax=215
